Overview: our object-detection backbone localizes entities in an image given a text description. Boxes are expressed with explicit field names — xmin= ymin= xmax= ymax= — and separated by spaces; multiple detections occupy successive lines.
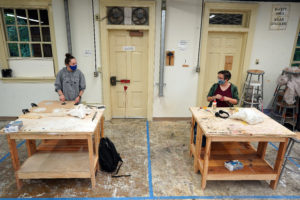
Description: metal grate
xmin=209 ymin=13 xmax=243 ymax=25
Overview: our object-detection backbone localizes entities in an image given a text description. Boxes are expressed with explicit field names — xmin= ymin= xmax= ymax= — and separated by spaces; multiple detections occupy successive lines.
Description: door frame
xmin=99 ymin=0 xmax=155 ymax=120
xmin=196 ymin=2 xmax=258 ymax=106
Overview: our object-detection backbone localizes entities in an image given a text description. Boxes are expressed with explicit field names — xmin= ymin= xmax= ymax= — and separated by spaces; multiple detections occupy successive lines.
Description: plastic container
xmin=212 ymin=100 xmax=217 ymax=110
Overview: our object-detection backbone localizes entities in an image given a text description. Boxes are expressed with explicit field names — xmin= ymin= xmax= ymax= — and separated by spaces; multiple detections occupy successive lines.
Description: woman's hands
xmin=215 ymin=94 xmax=223 ymax=100
xmin=74 ymin=96 xmax=81 ymax=104
xmin=59 ymin=94 xmax=65 ymax=102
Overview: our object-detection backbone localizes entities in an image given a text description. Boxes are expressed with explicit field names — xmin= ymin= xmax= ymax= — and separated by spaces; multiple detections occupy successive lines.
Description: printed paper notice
xmin=270 ymin=5 xmax=289 ymax=30
xmin=123 ymin=46 xmax=136 ymax=51
xmin=178 ymin=40 xmax=190 ymax=51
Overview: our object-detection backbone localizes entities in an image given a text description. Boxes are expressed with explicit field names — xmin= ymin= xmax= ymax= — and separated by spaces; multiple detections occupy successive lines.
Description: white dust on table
xmin=32 ymin=107 xmax=46 ymax=113
xmin=22 ymin=117 xmax=97 ymax=132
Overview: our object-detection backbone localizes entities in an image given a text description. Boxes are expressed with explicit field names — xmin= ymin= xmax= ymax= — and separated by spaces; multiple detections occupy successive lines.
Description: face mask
xmin=218 ymin=79 xmax=225 ymax=85
xmin=70 ymin=64 xmax=77 ymax=71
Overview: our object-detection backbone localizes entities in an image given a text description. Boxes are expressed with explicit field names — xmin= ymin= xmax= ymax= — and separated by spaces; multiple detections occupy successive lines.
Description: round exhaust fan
xmin=132 ymin=7 xmax=148 ymax=25
xmin=107 ymin=7 xmax=124 ymax=25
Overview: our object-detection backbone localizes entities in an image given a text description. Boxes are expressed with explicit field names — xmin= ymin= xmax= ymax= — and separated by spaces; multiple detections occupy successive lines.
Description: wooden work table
xmin=189 ymin=107 xmax=295 ymax=190
xmin=1 ymin=100 xmax=105 ymax=189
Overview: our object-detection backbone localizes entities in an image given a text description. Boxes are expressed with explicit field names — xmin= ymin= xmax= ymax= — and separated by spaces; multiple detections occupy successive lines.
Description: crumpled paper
xmin=230 ymin=108 xmax=264 ymax=125
xmin=67 ymin=104 xmax=92 ymax=119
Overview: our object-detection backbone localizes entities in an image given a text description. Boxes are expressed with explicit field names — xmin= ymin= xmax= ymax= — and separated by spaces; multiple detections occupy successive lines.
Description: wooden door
xmin=109 ymin=30 xmax=148 ymax=118
xmin=202 ymin=32 xmax=244 ymax=105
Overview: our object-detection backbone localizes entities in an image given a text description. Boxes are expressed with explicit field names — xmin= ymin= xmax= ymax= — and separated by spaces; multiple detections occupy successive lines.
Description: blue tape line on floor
xmin=269 ymin=142 xmax=300 ymax=168
xmin=155 ymin=195 xmax=300 ymax=199
xmin=0 ymin=140 xmax=26 ymax=164
xmin=5 ymin=195 xmax=300 ymax=200
xmin=146 ymin=121 xmax=154 ymax=198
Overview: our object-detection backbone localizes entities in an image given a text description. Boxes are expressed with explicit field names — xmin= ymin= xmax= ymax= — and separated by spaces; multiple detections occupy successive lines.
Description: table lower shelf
xmin=198 ymin=142 xmax=277 ymax=180
xmin=17 ymin=152 xmax=98 ymax=179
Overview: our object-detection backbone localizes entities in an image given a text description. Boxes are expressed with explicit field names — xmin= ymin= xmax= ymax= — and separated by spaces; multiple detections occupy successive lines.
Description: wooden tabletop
xmin=190 ymin=107 xmax=295 ymax=138
xmin=1 ymin=100 xmax=105 ymax=135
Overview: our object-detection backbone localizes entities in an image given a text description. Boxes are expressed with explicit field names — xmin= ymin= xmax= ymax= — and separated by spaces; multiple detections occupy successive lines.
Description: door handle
xmin=110 ymin=76 xmax=130 ymax=86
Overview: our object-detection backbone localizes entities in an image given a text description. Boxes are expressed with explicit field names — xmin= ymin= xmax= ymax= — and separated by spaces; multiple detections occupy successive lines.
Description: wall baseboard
xmin=0 ymin=116 xmax=18 ymax=121
xmin=153 ymin=117 xmax=191 ymax=121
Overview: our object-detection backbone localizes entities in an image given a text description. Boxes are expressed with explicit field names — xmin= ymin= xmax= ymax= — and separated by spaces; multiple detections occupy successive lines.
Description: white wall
xmin=249 ymin=2 xmax=300 ymax=109
xmin=153 ymin=0 xmax=202 ymax=117
xmin=68 ymin=0 xmax=103 ymax=104
xmin=1 ymin=0 xmax=300 ymax=117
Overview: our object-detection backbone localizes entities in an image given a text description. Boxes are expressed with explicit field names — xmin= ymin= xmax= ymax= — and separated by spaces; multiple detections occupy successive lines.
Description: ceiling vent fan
xmin=107 ymin=7 xmax=124 ymax=25
xmin=132 ymin=7 xmax=148 ymax=25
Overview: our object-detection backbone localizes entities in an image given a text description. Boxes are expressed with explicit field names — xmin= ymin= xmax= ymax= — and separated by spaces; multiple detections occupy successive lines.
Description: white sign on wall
xmin=270 ymin=5 xmax=290 ymax=30
xmin=123 ymin=46 xmax=136 ymax=51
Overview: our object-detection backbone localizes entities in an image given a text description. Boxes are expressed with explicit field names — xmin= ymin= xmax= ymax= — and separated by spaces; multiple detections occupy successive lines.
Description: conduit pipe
xmin=158 ymin=0 xmax=167 ymax=97
xmin=195 ymin=0 xmax=204 ymax=73
xmin=64 ymin=0 xmax=72 ymax=54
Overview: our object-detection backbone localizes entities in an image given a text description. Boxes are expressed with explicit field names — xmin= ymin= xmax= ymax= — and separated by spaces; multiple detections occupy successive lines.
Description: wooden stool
xmin=239 ymin=69 xmax=264 ymax=110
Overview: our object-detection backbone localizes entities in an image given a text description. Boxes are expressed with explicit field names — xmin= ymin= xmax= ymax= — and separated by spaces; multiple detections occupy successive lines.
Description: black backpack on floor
xmin=99 ymin=137 xmax=130 ymax=177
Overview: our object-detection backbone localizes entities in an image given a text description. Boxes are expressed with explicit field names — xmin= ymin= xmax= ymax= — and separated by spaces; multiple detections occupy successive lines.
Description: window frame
xmin=290 ymin=19 xmax=300 ymax=67
xmin=208 ymin=10 xmax=250 ymax=28
xmin=2 ymin=8 xmax=53 ymax=58
xmin=0 ymin=0 xmax=58 ymax=80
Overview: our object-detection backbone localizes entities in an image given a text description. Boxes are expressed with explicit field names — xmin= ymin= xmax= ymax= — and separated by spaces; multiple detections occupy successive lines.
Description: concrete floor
xmin=0 ymin=119 xmax=300 ymax=199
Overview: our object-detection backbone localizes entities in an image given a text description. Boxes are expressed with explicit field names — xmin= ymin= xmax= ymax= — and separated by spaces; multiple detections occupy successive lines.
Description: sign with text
xmin=270 ymin=5 xmax=289 ymax=30
xmin=122 ymin=46 xmax=136 ymax=51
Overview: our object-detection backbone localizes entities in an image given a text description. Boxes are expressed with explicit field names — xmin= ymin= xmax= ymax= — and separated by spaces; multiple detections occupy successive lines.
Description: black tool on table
xmin=87 ymin=105 xmax=105 ymax=109
xmin=31 ymin=103 xmax=38 ymax=107
xmin=92 ymin=111 xmax=97 ymax=121
xmin=74 ymin=102 xmax=79 ymax=105
xmin=22 ymin=109 xmax=30 ymax=115
xmin=61 ymin=102 xmax=66 ymax=105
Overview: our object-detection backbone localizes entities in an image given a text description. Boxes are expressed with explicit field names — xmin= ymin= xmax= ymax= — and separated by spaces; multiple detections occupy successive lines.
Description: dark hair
xmin=218 ymin=70 xmax=231 ymax=81
xmin=64 ymin=53 xmax=75 ymax=65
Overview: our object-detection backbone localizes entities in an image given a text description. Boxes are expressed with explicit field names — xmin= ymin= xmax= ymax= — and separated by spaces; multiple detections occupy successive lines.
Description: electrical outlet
xmin=95 ymin=14 xmax=100 ymax=21
xmin=94 ymin=71 xmax=99 ymax=77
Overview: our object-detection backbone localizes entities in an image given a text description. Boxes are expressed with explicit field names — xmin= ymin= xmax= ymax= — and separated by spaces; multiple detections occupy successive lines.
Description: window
xmin=208 ymin=11 xmax=249 ymax=28
xmin=209 ymin=13 xmax=243 ymax=25
xmin=291 ymin=23 xmax=300 ymax=67
xmin=2 ymin=8 xmax=52 ymax=58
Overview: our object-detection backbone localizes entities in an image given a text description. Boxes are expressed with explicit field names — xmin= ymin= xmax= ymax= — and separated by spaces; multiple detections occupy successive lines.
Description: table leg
xmin=95 ymin=120 xmax=100 ymax=172
xmin=25 ymin=140 xmax=36 ymax=157
xmin=257 ymin=142 xmax=268 ymax=159
xmin=190 ymin=116 xmax=195 ymax=157
xmin=194 ymin=123 xmax=203 ymax=173
xmin=88 ymin=136 xmax=96 ymax=188
xmin=100 ymin=116 xmax=104 ymax=138
xmin=270 ymin=138 xmax=289 ymax=189
xmin=6 ymin=135 xmax=23 ymax=190
xmin=201 ymin=137 xmax=211 ymax=190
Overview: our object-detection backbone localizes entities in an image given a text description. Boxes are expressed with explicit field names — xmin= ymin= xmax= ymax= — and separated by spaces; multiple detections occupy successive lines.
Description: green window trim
xmin=291 ymin=21 xmax=300 ymax=67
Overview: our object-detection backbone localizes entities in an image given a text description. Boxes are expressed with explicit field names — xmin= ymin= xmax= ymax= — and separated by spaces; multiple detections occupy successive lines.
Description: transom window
xmin=2 ymin=8 xmax=53 ymax=58
xmin=209 ymin=13 xmax=243 ymax=25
